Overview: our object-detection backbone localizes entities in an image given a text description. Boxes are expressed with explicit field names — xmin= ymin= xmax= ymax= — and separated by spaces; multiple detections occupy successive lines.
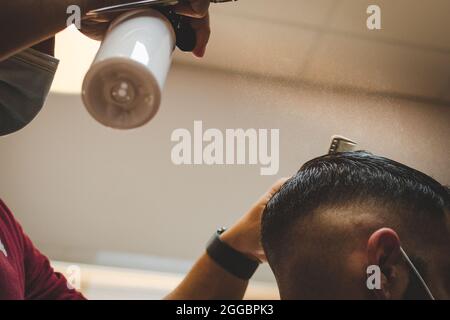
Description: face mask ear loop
xmin=399 ymin=247 xmax=435 ymax=300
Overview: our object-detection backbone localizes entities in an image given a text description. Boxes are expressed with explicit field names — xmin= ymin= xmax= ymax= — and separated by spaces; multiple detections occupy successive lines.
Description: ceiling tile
xmin=212 ymin=0 xmax=338 ymax=27
xmin=174 ymin=12 xmax=317 ymax=80
xmin=303 ymin=34 xmax=450 ymax=99
xmin=329 ymin=0 xmax=450 ymax=52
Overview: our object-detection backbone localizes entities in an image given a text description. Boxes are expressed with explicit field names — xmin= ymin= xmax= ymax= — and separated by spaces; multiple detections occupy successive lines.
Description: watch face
xmin=217 ymin=227 xmax=227 ymax=235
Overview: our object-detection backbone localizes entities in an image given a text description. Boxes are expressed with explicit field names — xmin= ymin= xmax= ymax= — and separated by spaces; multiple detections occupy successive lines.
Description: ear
xmin=367 ymin=228 xmax=403 ymax=299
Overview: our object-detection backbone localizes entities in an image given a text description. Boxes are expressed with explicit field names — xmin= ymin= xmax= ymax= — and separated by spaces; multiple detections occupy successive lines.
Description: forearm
xmin=166 ymin=225 xmax=262 ymax=300
xmin=165 ymin=179 xmax=287 ymax=300
xmin=165 ymin=253 xmax=249 ymax=300
xmin=0 ymin=0 xmax=112 ymax=60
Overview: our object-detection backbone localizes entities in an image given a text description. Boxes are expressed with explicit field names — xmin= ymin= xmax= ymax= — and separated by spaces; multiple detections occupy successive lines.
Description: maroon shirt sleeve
xmin=22 ymin=232 xmax=86 ymax=300
xmin=0 ymin=199 xmax=86 ymax=300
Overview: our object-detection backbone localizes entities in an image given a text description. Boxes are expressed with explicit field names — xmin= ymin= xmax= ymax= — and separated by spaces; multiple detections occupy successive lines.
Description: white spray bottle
xmin=82 ymin=7 xmax=193 ymax=129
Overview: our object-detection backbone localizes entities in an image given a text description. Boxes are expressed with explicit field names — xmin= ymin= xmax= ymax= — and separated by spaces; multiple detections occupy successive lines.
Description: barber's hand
xmin=174 ymin=0 xmax=211 ymax=57
xmin=80 ymin=0 xmax=211 ymax=57
xmin=220 ymin=178 xmax=289 ymax=263
xmin=79 ymin=11 xmax=120 ymax=42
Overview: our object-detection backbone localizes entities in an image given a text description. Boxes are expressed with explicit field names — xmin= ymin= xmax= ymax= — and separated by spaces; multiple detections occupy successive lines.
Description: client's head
xmin=261 ymin=151 xmax=450 ymax=300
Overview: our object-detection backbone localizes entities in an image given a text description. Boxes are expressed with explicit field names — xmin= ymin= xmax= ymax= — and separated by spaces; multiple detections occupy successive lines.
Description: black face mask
xmin=0 ymin=48 xmax=58 ymax=136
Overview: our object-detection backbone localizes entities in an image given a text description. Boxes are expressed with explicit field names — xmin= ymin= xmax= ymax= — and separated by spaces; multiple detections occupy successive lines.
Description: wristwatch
xmin=206 ymin=227 xmax=260 ymax=280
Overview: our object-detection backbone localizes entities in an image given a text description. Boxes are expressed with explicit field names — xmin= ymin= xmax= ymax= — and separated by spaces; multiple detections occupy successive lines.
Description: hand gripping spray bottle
xmin=82 ymin=6 xmax=195 ymax=129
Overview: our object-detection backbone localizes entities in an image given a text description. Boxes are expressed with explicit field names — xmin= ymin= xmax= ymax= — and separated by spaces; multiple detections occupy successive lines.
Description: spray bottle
xmin=81 ymin=5 xmax=196 ymax=129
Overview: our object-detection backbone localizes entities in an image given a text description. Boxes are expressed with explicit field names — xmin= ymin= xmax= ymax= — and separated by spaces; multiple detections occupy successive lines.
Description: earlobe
xmin=367 ymin=228 xmax=402 ymax=299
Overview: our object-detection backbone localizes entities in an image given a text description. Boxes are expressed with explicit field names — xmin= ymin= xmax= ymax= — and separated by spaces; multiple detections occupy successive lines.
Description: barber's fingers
xmin=189 ymin=13 xmax=210 ymax=57
xmin=174 ymin=0 xmax=210 ymax=18
xmin=262 ymin=177 xmax=290 ymax=204
xmin=173 ymin=0 xmax=212 ymax=57
xmin=250 ymin=177 xmax=289 ymax=215
xmin=268 ymin=178 xmax=290 ymax=195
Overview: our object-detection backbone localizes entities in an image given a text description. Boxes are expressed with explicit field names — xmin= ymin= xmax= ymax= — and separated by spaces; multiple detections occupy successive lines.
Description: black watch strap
xmin=206 ymin=228 xmax=260 ymax=280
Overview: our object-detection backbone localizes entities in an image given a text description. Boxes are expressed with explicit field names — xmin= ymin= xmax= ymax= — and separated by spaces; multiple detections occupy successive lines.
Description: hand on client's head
xmin=220 ymin=177 xmax=290 ymax=263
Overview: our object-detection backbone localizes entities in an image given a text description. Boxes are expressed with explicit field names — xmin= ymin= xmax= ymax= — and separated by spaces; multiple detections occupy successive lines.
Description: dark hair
xmin=261 ymin=151 xmax=449 ymax=263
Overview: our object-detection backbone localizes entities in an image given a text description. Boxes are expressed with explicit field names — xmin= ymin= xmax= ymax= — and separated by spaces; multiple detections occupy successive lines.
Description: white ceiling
xmin=52 ymin=0 xmax=450 ymax=105
xmin=174 ymin=0 xmax=450 ymax=105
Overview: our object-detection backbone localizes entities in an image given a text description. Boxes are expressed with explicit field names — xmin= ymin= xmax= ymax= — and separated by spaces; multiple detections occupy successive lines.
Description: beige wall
xmin=0 ymin=63 xmax=449 ymax=282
